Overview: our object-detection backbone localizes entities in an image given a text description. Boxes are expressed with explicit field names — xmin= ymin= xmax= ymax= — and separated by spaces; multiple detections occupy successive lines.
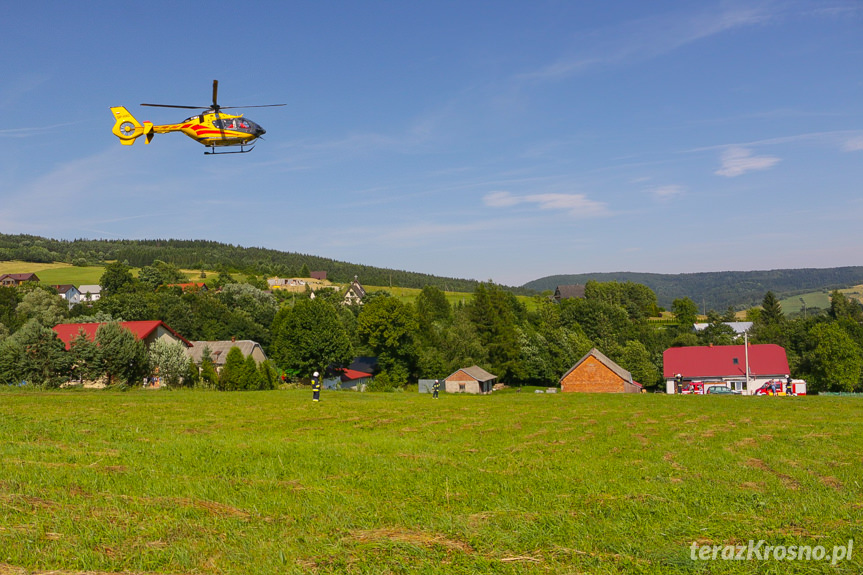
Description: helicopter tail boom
xmin=110 ymin=107 xmax=154 ymax=145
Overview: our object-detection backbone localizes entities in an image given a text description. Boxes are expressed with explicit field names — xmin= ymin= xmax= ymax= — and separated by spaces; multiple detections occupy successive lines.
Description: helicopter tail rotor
xmin=110 ymin=106 xmax=154 ymax=145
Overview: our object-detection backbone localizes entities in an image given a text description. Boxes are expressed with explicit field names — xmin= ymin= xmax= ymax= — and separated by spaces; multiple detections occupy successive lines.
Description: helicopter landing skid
xmin=205 ymin=144 xmax=255 ymax=155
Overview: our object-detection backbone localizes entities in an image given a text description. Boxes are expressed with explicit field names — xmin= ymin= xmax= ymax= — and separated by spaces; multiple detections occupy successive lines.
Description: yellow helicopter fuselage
xmin=110 ymin=107 xmax=265 ymax=150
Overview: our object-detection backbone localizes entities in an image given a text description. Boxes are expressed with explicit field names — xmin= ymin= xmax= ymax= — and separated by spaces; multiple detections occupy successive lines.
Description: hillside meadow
xmin=1 ymin=390 xmax=860 ymax=574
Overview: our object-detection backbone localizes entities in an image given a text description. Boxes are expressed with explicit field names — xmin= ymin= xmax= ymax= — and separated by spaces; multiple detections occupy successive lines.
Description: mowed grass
xmin=0 ymin=262 xmax=106 ymax=287
xmin=1 ymin=391 xmax=861 ymax=574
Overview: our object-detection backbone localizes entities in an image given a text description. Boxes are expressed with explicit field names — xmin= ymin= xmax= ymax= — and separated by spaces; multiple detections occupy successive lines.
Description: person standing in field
xmin=432 ymin=379 xmax=440 ymax=399
xmin=312 ymin=371 xmax=321 ymax=402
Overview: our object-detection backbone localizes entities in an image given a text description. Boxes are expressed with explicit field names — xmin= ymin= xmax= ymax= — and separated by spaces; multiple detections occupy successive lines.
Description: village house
xmin=52 ymin=320 xmax=192 ymax=350
xmin=553 ymin=284 xmax=585 ymax=302
xmin=78 ymin=284 xmax=102 ymax=302
xmin=0 ymin=273 xmax=40 ymax=287
xmin=559 ymin=348 xmax=643 ymax=393
xmin=693 ymin=321 xmax=753 ymax=336
xmin=161 ymin=282 xmax=208 ymax=293
xmin=343 ymin=276 xmax=366 ymax=305
xmin=186 ymin=339 xmax=267 ymax=370
xmin=51 ymin=284 xmax=82 ymax=308
xmin=323 ymin=368 xmax=373 ymax=391
xmin=445 ymin=365 xmax=498 ymax=394
xmin=663 ymin=343 xmax=790 ymax=395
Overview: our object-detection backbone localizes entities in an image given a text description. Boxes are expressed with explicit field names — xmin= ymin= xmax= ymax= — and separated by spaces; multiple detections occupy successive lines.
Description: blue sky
xmin=1 ymin=1 xmax=861 ymax=286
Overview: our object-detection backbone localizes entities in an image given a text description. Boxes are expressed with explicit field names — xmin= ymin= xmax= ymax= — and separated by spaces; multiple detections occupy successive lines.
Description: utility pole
xmin=744 ymin=331 xmax=751 ymax=394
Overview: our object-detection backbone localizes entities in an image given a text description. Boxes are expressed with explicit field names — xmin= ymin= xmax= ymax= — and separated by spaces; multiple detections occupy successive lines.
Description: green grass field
xmin=1 ymin=390 xmax=860 ymax=574
xmin=0 ymin=262 xmax=107 ymax=287
xmin=364 ymin=285 xmax=539 ymax=311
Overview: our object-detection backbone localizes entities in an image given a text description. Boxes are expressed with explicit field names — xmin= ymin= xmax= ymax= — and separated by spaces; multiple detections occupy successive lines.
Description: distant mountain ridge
xmin=523 ymin=267 xmax=863 ymax=311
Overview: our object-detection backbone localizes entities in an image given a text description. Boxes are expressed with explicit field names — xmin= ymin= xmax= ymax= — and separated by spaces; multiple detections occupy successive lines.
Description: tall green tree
xmin=148 ymin=339 xmax=190 ymax=387
xmin=416 ymin=285 xmax=451 ymax=326
xmin=805 ymin=322 xmax=863 ymax=392
xmin=467 ymin=282 xmax=523 ymax=380
xmin=0 ymin=286 xmax=22 ymax=332
xmin=100 ymin=261 xmax=136 ymax=296
xmin=357 ymin=296 xmax=419 ymax=380
xmin=829 ymin=290 xmax=863 ymax=323
xmin=199 ymin=345 xmax=219 ymax=389
xmin=270 ymin=298 xmax=353 ymax=376
xmin=219 ymin=346 xmax=246 ymax=391
xmin=671 ymin=297 xmax=699 ymax=331
xmin=0 ymin=319 xmax=70 ymax=387
xmin=617 ymin=340 xmax=660 ymax=388
xmin=559 ymin=298 xmax=629 ymax=355
xmin=94 ymin=322 xmax=148 ymax=385
xmin=16 ymin=288 xmax=68 ymax=327
xmin=69 ymin=329 xmax=101 ymax=382
xmin=760 ymin=291 xmax=784 ymax=325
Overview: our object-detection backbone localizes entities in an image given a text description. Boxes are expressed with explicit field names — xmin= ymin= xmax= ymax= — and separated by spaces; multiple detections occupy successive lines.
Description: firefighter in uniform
xmin=312 ymin=371 xmax=321 ymax=402
xmin=432 ymin=379 xmax=440 ymax=399
xmin=675 ymin=373 xmax=683 ymax=395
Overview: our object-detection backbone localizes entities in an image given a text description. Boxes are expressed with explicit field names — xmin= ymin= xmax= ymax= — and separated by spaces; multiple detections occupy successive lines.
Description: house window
xmin=733 ymin=358 xmax=739 ymax=365
xmin=459 ymin=383 xmax=466 ymax=392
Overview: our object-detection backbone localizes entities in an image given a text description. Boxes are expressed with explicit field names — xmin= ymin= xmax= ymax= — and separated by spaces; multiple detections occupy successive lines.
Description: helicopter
xmin=110 ymin=80 xmax=284 ymax=154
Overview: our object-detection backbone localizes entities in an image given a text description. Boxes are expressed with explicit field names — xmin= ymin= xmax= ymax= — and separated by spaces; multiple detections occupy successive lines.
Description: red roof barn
xmin=663 ymin=344 xmax=789 ymax=395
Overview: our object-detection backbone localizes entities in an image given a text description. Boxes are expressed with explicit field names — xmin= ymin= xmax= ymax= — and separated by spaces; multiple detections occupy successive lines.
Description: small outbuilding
xmin=559 ymin=348 xmax=642 ymax=393
xmin=445 ymin=365 xmax=497 ymax=394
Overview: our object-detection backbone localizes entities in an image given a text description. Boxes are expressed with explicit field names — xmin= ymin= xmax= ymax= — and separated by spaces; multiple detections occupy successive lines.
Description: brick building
xmin=559 ymin=348 xmax=642 ymax=393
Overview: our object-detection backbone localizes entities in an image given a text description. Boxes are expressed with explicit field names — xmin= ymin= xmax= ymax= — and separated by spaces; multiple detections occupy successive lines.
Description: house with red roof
xmin=160 ymin=282 xmax=208 ymax=293
xmin=323 ymin=368 xmax=373 ymax=391
xmin=663 ymin=343 xmax=789 ymax=395
xmin=52 ymin=320 xmax=192 ymax=350
xmin=0 ymin=273 xmax=40 ymax=287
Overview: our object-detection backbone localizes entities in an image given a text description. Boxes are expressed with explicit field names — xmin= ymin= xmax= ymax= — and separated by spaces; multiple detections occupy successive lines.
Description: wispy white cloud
xmin=0 ymin=121 xmax=85 ymax=139
xmin=0 ymin=73 xmax=51 ymax=107
xmin=715 ymin=147 xmax=780 ymax=177
xmin=483 ymin=191 xmax=609 ymax=217
xmin=518 ymin=4 xmax=773 ymax=81
xmin=843 ymin=137 xmax=863 ymax=152
xmin=647 ymin=185 xmax=686 ymax=201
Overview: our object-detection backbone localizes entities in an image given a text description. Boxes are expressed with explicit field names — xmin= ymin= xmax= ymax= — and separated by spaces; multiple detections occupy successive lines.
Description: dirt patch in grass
xmin=744 ymin=458 xmax=800 ymax=490
xmin=349 ymin=528 xmax=475 ymax=554
xmin=819 ymin=475 xmax=843 ymax=490
xmin=0 ymin=494 xmax=58 ymax=510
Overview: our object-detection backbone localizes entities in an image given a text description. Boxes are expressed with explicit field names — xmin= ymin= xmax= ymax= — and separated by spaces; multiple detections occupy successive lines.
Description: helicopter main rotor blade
xmin=140 ymin=103 xmax=208 ymax=109
xmin=217 ymin=104 xmax=287 ymax=110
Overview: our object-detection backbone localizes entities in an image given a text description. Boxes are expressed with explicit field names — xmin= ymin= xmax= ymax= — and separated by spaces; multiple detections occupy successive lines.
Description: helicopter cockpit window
xmin=214 ymin=118 xmax=260 ymax=133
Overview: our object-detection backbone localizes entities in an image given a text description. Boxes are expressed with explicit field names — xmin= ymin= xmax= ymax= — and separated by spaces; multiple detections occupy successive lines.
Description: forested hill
xmin=524 ymin=267 xmax=863 ymax=310
xmin=0 ymin=234 xmax=533 ymax=294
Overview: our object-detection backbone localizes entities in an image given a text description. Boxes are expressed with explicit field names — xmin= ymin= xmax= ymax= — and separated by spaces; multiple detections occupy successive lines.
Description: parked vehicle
xmin=706 ymin=385 xmax=739 ymax=395
xmin=755 ymin=381 xmax=786 ymax=396
xmin=680 ymin=381 xmax=705 ymax=395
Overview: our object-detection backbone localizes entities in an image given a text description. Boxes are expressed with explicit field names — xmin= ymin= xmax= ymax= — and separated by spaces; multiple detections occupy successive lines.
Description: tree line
xmin=1 ymin=260 xmax=862 ymax=393
xmin=0 ymin=233 xmax=533 ymax=294
xmin=526 ymin=267 xmax=863 ymax=310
